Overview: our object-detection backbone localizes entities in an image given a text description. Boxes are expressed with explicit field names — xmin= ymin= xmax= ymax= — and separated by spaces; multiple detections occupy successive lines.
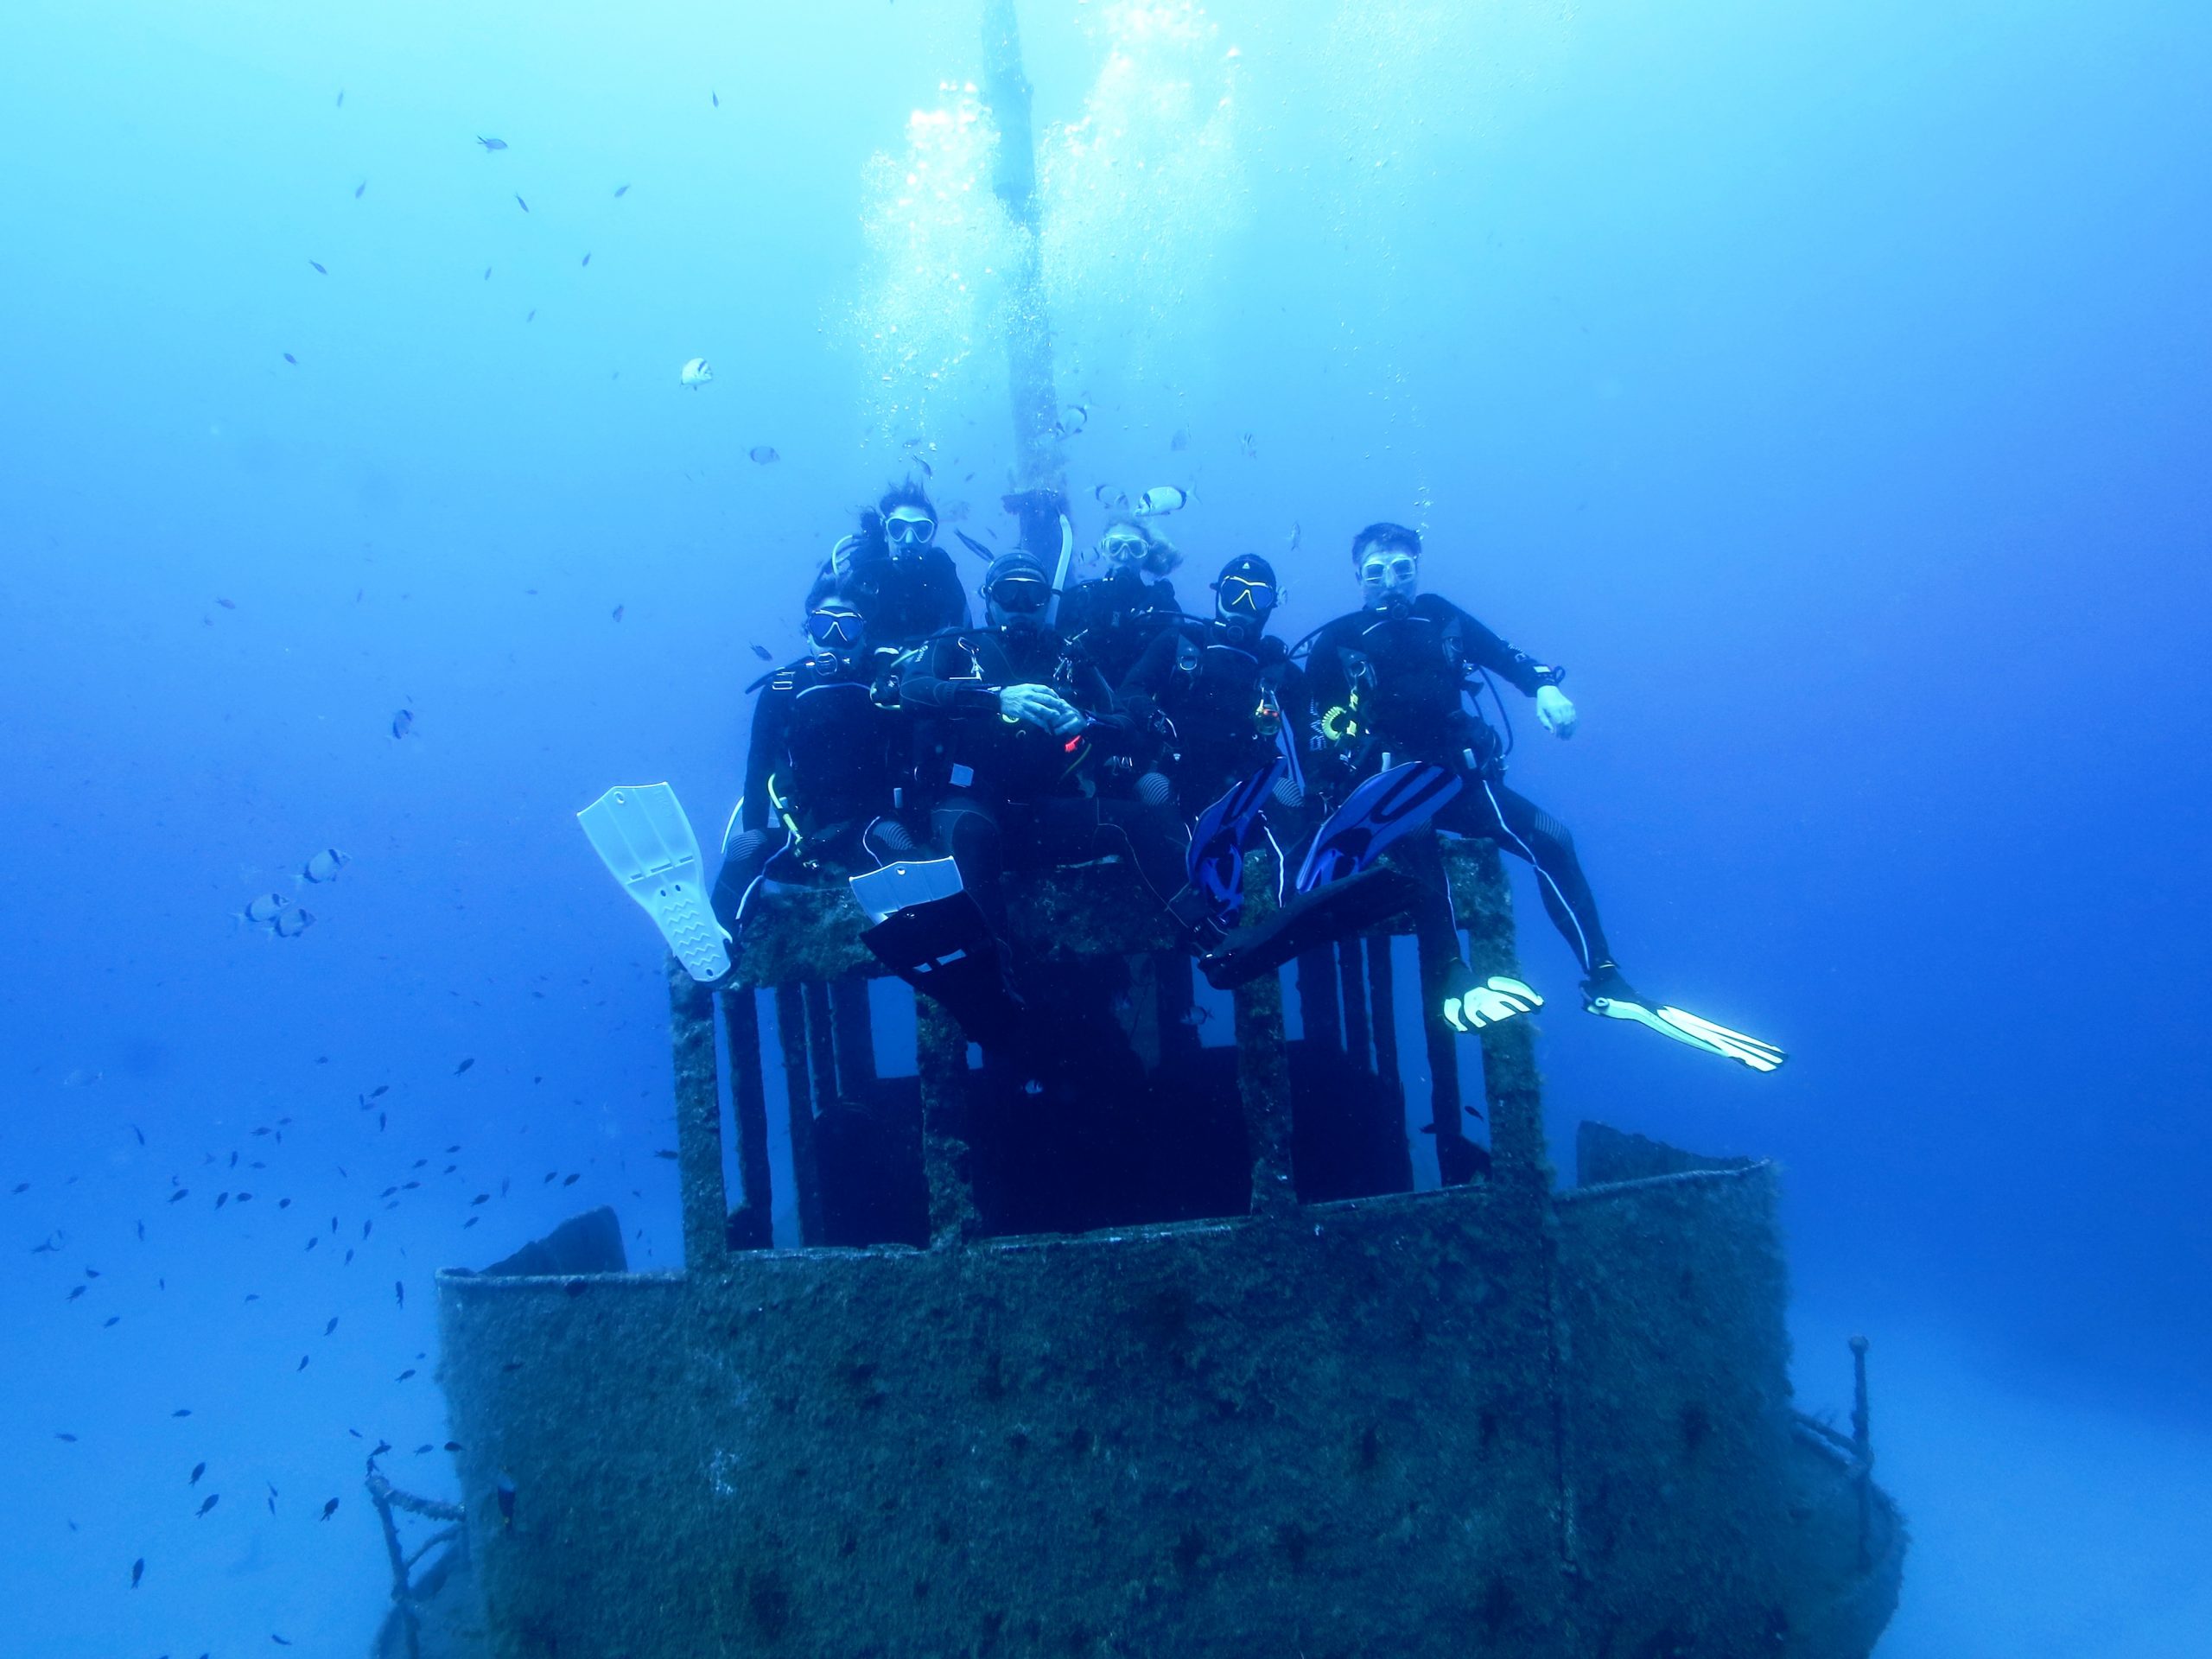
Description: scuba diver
xmin=809 ymin=479 xmax=970 ymax=650
xmin=1116 ymin=553 xmax=1313 ymax=942
xmin=708 ymin=600 xmax=917 ymax=944
xmin=855 ymin=540 xmax=1141 ymax=1053
xmin=1296 ymin=523 xmax=1786 ymax=1072
xmin=1056 ymin=515 xmax=1185 ymax=684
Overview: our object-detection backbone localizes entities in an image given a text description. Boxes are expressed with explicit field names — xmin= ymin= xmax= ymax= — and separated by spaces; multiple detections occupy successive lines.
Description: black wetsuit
xmin=1305 ymin=594 xmax=1610 ymax=976
xmin=900 ymin=623 xmax=1175 ymax=921
xmin=809 ymin=543 xmax=969 ymax=651
xmin=711 ymin=649 xmax=912 ymax=929
xmin=1057 ymin=569 xmax=1182 ymax=687
xmin=1120 ymin=620 xmax=1309 ymax=809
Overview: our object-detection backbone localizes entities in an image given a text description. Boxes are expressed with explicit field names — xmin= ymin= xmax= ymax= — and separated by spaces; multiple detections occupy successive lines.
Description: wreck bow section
xmin=429 ymin=843 xmax=1901 ymax=1658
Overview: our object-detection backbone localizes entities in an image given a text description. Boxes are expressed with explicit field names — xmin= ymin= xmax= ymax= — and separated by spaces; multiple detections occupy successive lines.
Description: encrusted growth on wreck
xmin=416 ymin=842 xmax=1902 ymax=1657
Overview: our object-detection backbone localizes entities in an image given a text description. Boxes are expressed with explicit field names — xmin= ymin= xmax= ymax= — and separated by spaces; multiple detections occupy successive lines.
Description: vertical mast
xmin=980 ymin=0 xmax=1065 ymax=497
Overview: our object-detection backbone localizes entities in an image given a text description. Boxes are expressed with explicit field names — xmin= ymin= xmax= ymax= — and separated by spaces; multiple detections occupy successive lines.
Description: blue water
xmin=3 ymin=1 xmax=2208 ymax=1652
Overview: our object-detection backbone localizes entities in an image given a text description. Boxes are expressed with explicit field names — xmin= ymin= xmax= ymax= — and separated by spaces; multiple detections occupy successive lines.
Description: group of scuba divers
xmin=693 ymin=479 xmax=1785 ymax=1078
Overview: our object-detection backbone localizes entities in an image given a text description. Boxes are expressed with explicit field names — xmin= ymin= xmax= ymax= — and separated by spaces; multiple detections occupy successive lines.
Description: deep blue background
xmin=3 ymin=1 xmax=2207 ymax=1652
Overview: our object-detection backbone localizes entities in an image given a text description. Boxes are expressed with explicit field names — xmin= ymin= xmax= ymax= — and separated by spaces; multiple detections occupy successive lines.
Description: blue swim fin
xmin=1185 ymin=758 xmax=1287 ymax=925
xmin=1294 ymin=762 xmax=1462 ymax=893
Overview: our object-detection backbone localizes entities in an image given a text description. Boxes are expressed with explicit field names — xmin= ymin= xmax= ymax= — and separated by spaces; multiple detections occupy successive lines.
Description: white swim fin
xmin=577 ymin=784 xmax=732 ymax=982
xmin=848 ymin=857 xmax=965 ymax=925
xmin=1581 ymin=964 xmax=1787 ymax=1073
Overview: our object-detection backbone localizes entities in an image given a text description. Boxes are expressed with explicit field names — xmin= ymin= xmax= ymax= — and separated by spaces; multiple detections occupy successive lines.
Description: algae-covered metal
xmin=392 ymin=843 xmax=1901 ymax=1657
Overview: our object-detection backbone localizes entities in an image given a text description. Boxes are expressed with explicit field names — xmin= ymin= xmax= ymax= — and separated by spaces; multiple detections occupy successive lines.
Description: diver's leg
xmin=1387 ymin=828 xmax=1464 ymax=982
xmin=1408 ymin=789 xmax=1546 ymax=1034
xmin=1483 ymin=782 xmax=1611 ymax=976
xmin=1100 ymin=791 xmax=1192 ymax=911
xmin=931 ymin=796 xmax=1007 ymax=932
xmin=712 ymin=826 xmax=791 ymax=934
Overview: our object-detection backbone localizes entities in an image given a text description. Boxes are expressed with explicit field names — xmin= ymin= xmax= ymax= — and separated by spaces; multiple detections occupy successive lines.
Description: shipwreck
xmin=376 ymin=841 xmax=1903 ymax=1657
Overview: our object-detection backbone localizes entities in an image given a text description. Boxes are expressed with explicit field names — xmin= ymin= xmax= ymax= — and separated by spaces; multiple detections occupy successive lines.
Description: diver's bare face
xmin=1357 ymin=546 xmax=1421 ymax=607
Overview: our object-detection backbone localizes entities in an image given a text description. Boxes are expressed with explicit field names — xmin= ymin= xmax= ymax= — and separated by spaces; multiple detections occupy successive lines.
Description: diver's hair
xmin=1351 ymin=521 xmax=1423 ymax=562
xmin=875 ymin=478 xmax=936 ymax=519
xmin=842 ymin=478 xmax=938 ymax=573
xmin=1098 ymin=512 xmax=1183 ymax=576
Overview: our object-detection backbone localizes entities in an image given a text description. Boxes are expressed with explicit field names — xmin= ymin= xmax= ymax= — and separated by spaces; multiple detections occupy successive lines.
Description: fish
xmin=748 ymin=643 xmax=772 ymax=661
xmin=195 ymin=1494 xmax=219 ymax=1518
xmin=515 ymin=194 xmax=529 ymax=213
xmin=1094 ymin=483 xmax=1128 ymax=511
xmin=274 ymin=1637 xmax=294 ymax=1648
xmin=131 ymin=1124 xmax=145 ymax=1146
xmin=712 ymin=90 xmax=720 ymax=107
xmin=483 ymin=265 xmax=492 ymax=280
xmin=190 ymin=1462 xmax=205 ymax=1484
xmin=613 ymin=183 xmax=630 ymax=198
xmin=582 ymin=251 xmax=591 ymax=268
xmin=563 ymin=1173 xmax=580 ymax=1186
xmin=335 ymin=90 xmax=345 ymax=108
xmin=653 ymin=1148 xmax=679 ymax=1160
xmin=354 ymin=181 xmax=365 ymax=199
xmin=1054 ymin=404 xmax=1089 ymax=437
xmin=273 ymin=908 xmax=315 ymax=939
xmin=1135 ymin=486 xmax=1189 ymax=517
xmin=397 ymin=1368 xmax=416 ymax=1382
xmin=67 ymin=1285 xmax=86 ymax=1301
xmin=172 ymin=1408 xmax=191 ymax=1418
xmin=747 ymin=446 xmax=779 ymax=465
xmin=324 ymin=1317 xmax=339 ymax=1336
xmin=136 ymin=1220 xmax=145 ymax=1240
xmin=1287 ymin=521 xmax=1301 ymax=551
xmin=391 ymin=708 xmax=415 ymax=740
xmin=61 ymin=1067 xmax=103 ymax=1087
xmin=300 ymin=848 xmax=348 ymax=883
xmin=477 ymin=136 xmax=506 ymax=151
xmin=525 ymin=309 xmax=536 ymax=322
xmin=296 ymin=1355 xmax=309 ymax=1370
xmin=396 ymin=1280 xmax=404 ymax=1307
xmin=1170 ymin=429 xmax=1191 ymax=452
xmin=102 ymin=1314 xmax=119 ymax=1329
xmin=496 ymin=1473 xmax=518 ymax=1528
xmin=454 ymin=1057 xmax=475 ymax=1075
xmin=168 ymin=1189 xmax=189 ymax=1205
xmin=321 ymin=1498 xmax=340 ymax=1521
xmin=370 ymin=1084 xmax=390 ymax=1098
xmin=679 ymin=357 xmax=712 ymax=389
xmin=56 ymin=1432 xmax=77 ymax=1442
xmin=283 ymin=353 xmax=297 ymax=365
xmin=131 ymin=1559 xmax=144 ymax=1588
xmin=1240 ymin=431 xmax=1257 ymax=457
xmin=308 ymin=260 xmax=327 ymax=276
xmin=611 ymin=604 xmax=625 ymax=622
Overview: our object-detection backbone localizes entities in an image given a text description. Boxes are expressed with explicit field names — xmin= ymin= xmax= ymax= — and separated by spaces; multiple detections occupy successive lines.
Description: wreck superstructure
xmin=386 ymin=843 xmax=1903 ymax=1658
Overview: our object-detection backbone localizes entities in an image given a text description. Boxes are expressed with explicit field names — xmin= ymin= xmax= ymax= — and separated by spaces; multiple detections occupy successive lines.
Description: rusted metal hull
xmin=407 ymin=845 xmax=1899 ymax=1656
